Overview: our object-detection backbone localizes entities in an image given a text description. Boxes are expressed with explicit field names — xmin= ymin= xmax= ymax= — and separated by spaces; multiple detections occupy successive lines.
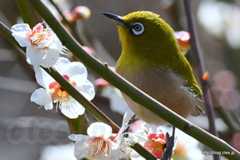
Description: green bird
xmin=103 ymin=11 xmax=203 ymax=124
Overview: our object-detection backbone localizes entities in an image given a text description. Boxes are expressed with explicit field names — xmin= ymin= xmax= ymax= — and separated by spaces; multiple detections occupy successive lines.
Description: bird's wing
xmin=175 ymin=52 xmax=205 ymax=115
xmin=183 ymin=84 xmax=205 ymax=115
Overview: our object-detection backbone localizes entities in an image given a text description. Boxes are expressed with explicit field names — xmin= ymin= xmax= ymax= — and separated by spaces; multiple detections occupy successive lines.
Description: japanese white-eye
xmin=104 ymin=11 xmax=203 ymax=124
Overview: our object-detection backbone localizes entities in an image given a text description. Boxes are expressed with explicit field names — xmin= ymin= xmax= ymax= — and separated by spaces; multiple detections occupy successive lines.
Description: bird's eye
xmin=131 ymin=22 xmax=144 ymax=36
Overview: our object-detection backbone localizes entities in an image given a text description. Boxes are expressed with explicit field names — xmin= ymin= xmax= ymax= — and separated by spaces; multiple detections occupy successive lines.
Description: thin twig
xmin=183 ymin=0 xmax=217 ymax=135
xmin=26 ymin=1 xmax=240 ymax=159
xmin=16 ymin=0 xmax=36 ymax=27
xmin=215 ymin=107 xmax=240 ymax=132
xmin=65 ymin=114 xmax=88 ymax=134
xmin=48 ymin=0 xmax=71 ymax=27
xmin=48 ymin=0 xmax=83 ymax=44
xmin=183 ymin=0 xmax=217 ymax=139
xmin=231 ymin=112 xmax=240 ymax=126
xmin=0 ymin=21 xmax=21 ymax=49
xmin=162 ymin=127 xmax=175 ymax=160
xmin=183 ymin=1 xmax=220 ymax=159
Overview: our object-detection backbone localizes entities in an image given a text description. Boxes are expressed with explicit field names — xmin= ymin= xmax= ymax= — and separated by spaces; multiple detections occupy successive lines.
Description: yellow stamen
xmin=88 ymin=137 xmax=111 ymax=157
xmin=48 ymin=77 xmax=76 ymax=102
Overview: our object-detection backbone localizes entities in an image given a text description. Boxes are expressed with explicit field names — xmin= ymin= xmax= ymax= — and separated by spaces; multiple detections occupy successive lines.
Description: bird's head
xmin=103 ymin=11 xmax=179 ymax=59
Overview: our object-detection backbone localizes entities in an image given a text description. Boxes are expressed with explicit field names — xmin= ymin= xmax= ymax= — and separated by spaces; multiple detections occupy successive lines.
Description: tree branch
xmin=0 ymin=20 xmax=156 ymax=160
xmin=16 ymin=0 xmax=36 ymax=27
xmin=24 ymin=0 xmax=240 ymax=159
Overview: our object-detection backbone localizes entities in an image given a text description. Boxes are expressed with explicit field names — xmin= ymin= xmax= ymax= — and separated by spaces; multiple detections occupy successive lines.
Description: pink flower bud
xmin=95 ymin=78 xmax=109 ymax=88
xmin=175 ymin=31 xmax=191 ymax=49
xmin=202 ymin=72 xmax=209 ymax=81
xmin=73 ymin=6 xmax=91 ymax=20
xmin=63 ymin=11 xmax=76 ymax=23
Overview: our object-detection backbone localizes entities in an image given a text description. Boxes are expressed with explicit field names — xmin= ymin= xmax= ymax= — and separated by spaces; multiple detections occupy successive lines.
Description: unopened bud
xmin=95 ymin=78 xmax=109 ymax=88
xmin=175 ymin=31 xmax=191 ymax=50
xmin=73 ymin=6 xmax=91 ymax=20
xmin=202 ymin=72 xmax=209 ymax=81
xmin=63 ymin=11 xmax=76 ymax=23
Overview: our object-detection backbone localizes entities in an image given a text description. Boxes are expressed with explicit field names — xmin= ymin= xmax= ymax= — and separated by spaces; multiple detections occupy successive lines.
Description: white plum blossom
xmin=11 ymin=22 xmax=63 ymax=67
xmin=129 ymin=122 xmax=204 ymax=160
xmin=69 ymin=112 xmax=134 ymax=160
xmin=128 ymin=123 xmax=167 ymax=159
xmin=31 ymin=58 xmax=95 ymax=119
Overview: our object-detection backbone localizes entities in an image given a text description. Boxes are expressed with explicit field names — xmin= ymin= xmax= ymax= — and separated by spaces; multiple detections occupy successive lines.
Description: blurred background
xmin=0 ymin=0 xmax=240 ymax=159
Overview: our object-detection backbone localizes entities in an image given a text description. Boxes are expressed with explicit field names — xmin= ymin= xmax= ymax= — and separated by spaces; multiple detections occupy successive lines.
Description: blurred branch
xmin=16 ymin=0 xmax=36 ymax=27
xmin=0 ymin=20 xmax=34 ymax=77
xmin=65 ymin=115 xmax=88 ymax=134
xmin=230 ymin=112 xmax=240 ymax=127
xmin=215 ymin=107 xmax=240 ymax=132
xmin=183 ymin=0 xmax=217 ymax=135
xmin=48 ymin=0 xmax=83 ymax=44
xmin=48 ymin=0 xmax=70 ymax=27
xmin=0 ymin=21 xmax=21 ymax=49
xmin=183 ymin=1 xmax=220 ymax=159
xmin=25 ymin=1 xmax=240 ymax=159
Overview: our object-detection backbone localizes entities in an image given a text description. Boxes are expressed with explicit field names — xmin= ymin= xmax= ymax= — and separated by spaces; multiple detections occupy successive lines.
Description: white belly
xmin=118 ymin=68 xmax=197 ymax=124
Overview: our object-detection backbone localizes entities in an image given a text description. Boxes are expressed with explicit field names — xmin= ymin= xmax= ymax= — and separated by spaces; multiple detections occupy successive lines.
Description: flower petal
xmin=69 ymin=134 xmax=89 ymax=142
xmin=11 ymin=23 xmax=31 ymax=47
xmin=34 ymin=67 xmax=54 ymax=88
xmin=69 ymin=134 xmax=90 ymax=159
xmin=117 ymin=111 xmax=135 ymax=138
xmin=44 ymin=103 xmax=54 ymax=110
xmin=41 ymin=50 xmax=60 ymax=67
xmin=59 ymin=100 xmax=85 ymax=119
xmin=26 ymin=47 xmax=45 ymax=66
xmin=48 ymin=33 xmax=63 ymax=50
xmin=75 ymin=79 xmax=95 ymax=100
xmin=74 ymin=141 xmax=89 ymax=160
xmin=87 ymin=122 xmax=112 ymax=138
xmin=26 ymin=47 xmax=59 ymax=67
xmin=61 ymin=62 xmax=87 ymax=78
xmin=53 ymin=57 xmax=71 ymax=74
xmin=31 ymin=88 xmax=53 ymax=110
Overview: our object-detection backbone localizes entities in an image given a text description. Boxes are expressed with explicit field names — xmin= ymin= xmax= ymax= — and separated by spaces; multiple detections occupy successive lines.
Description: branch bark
xmin=24 ymin=0 xmax=240 ymax=159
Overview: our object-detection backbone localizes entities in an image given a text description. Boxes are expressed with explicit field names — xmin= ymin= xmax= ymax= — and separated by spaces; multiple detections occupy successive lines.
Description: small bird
xmin=103 ymin=11 xmax=203 ymax=124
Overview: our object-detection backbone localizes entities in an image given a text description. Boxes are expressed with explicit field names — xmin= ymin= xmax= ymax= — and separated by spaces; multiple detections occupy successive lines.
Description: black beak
xmin=102 ymin=12 xmax=129 ymax=28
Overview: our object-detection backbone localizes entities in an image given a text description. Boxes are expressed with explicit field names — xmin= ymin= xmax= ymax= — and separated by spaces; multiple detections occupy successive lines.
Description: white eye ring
xmin=131 ymin=22 xmax=144 ymax=36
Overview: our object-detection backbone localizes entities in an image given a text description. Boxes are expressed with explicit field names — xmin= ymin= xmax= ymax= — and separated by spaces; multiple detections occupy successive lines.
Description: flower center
xmin=88 ymin=137 xmax=111 ymax=157
xmin=30 ymin=32 xmax=49 ymax=46
xmin=28 ymin=23 xmax=51 ymax=46
xmin=48 ymin=75 xmax=76 ymax=102
xmin=144 ymin=133 xmax=167 ymax=158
